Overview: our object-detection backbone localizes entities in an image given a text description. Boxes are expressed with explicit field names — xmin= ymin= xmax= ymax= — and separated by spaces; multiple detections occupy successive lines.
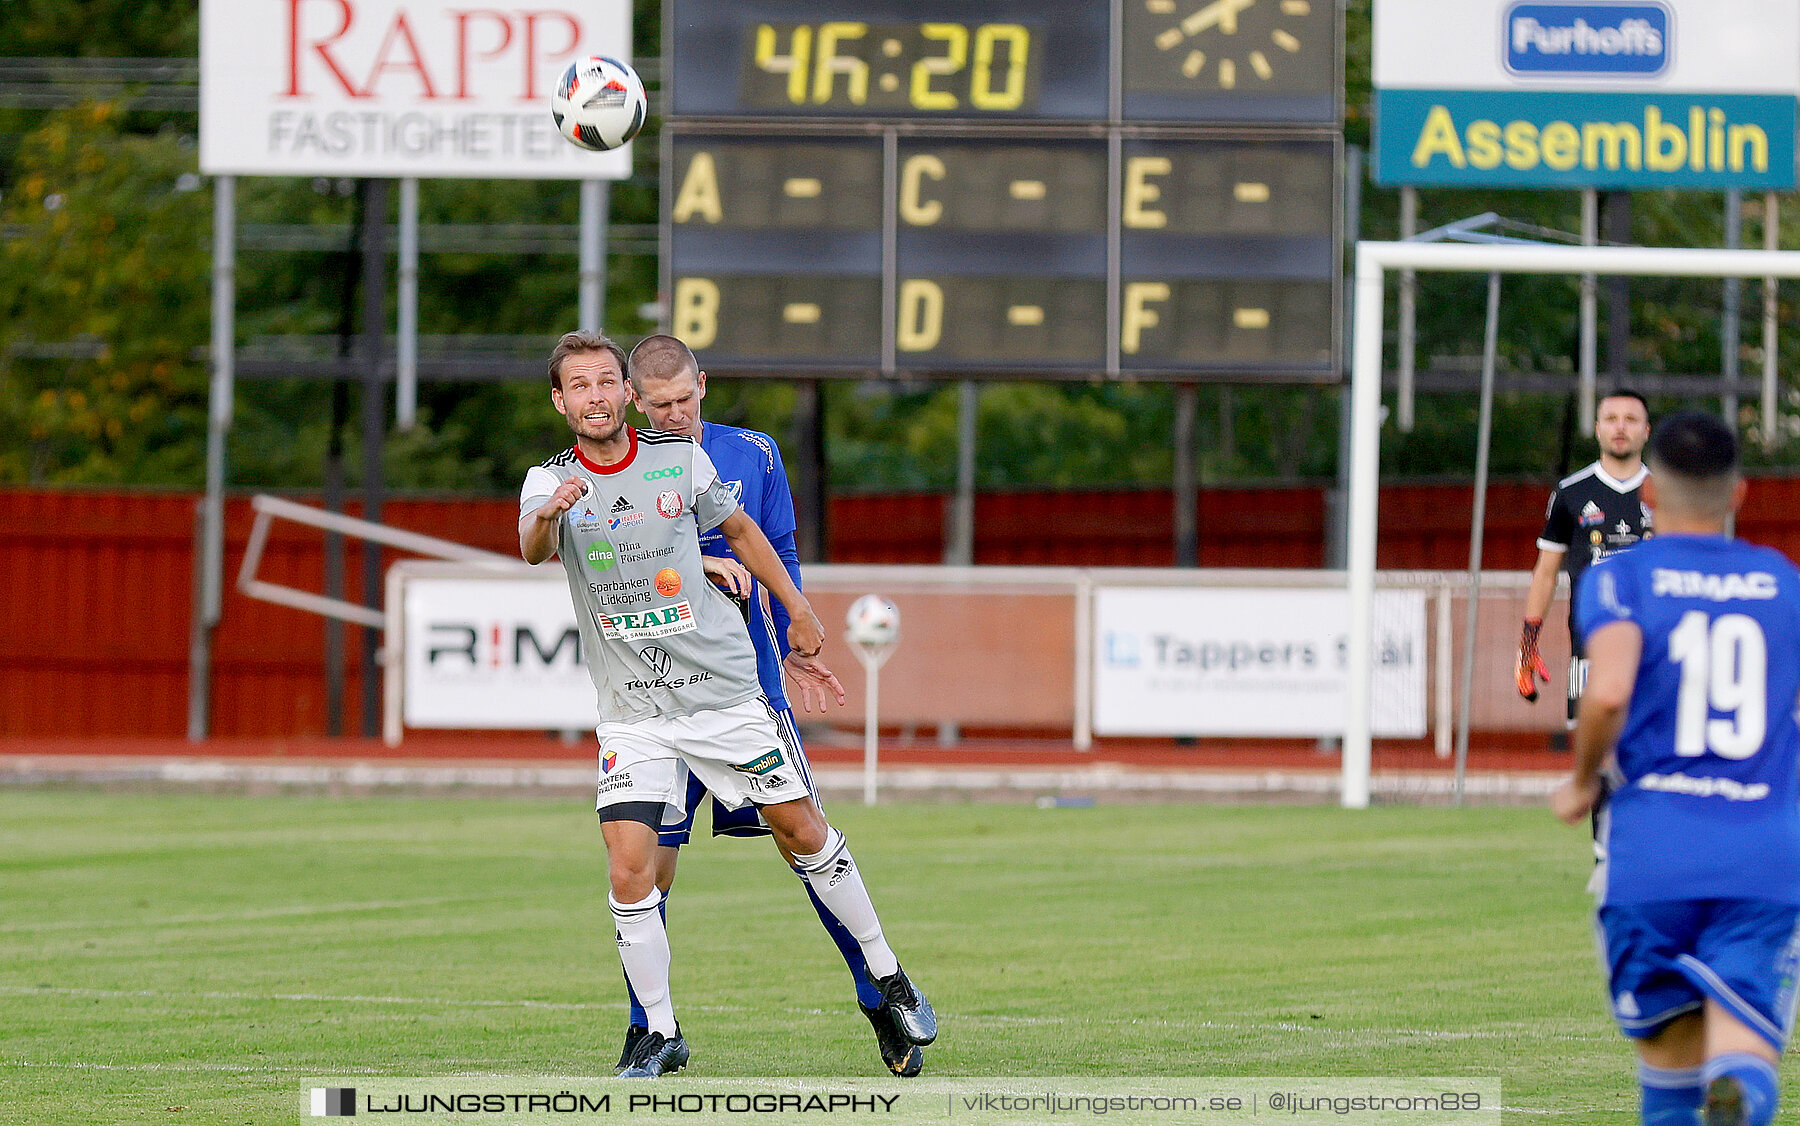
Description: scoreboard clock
xmin=663 ymin=0 xmax=1342 ymax=382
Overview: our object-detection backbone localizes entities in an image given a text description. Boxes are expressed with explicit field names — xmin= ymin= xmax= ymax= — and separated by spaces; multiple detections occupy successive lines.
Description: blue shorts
xmin=657 ymin=704 xmax=817 ymax=847
xmin=1597 ymin=899 xmax=1800 ymax=1051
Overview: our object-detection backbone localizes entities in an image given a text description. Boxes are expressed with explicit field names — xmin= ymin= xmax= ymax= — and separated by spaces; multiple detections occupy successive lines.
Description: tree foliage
xmin=0 ymin=102 xmax=210 ymax=483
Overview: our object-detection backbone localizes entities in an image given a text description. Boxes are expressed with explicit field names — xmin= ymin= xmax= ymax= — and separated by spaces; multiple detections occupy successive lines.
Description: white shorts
xmin=594 ymin=698 xmax=811 ymax=820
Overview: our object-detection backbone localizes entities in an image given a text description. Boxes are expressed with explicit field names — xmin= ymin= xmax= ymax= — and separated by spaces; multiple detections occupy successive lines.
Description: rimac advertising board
xmin=200 ymin=0 xmax=633 ymax=179
xmin=1092 ymin=587 xmax=1427 ymax=738
xmin=403 ymin=574 xmax=597 ymax=730
xmin=1374 ymin=0 xmax=1798 ymax=188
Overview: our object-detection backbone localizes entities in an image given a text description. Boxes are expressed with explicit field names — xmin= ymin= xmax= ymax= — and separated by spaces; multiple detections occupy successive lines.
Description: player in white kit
xmin=518 ymin=331 xmax=935 ymax=1079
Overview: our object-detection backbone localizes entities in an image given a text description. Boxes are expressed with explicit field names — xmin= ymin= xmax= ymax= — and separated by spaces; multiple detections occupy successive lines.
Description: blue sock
xmin=622 ymin=899 xmax=668 ymax=1029
xmin=795 ymin=868 xmax=882 ymax=1009
xmin=1704 ymin=1052 xmax=1780 ymax=1126
xmin=1637 ymin=1062 xmax=1702 ymax=1126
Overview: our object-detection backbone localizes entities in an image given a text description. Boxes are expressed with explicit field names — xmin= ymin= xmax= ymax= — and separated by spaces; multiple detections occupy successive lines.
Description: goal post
xmin=1344 ymin=241 xmax=1800 ymax=809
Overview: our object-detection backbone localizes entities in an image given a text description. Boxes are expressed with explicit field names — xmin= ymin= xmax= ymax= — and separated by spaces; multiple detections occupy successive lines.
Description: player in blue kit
xmin=1553 ymin=411 xmax=1800 ymax=1126
xmin=615 ymin=333 xmax=925 ymax=1078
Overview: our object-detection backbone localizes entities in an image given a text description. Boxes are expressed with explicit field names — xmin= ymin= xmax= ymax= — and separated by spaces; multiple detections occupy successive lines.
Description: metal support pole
xmin=1454 ymin=272 xmax=1503 ymax=807
xmin=1723 ymin=190 xmax=1742 ymax=427
xmin=1327 ymin=147 xmax=1363 ymax=570
xmin=188 ymin=174 xmax=235 ymax=742
xmin=396 ymin=177 xmax=419 ymax=429
xmin=360 ymin=178 xmax=389 ymax=737
xmin=579 ymin=179 xmax=609 ymax=332
xmin=1765 ymin=192 xmax=1781 ymax=451
xmin=1579 ymin=188 xmax=1598 ymax=426
xmin=945 ymin=380 xmax=978 ymax=565
xmin=793 ymin=381 xmax=827 ymax=562
xmin=1397 ymin=186 xmax=1418 ymax=431
xmin=1173 ymin=384 xmax=1198 ymax=566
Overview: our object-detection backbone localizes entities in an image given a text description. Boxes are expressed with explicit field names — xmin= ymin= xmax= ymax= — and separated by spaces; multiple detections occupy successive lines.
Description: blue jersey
xmin=697 ymin=422 xmax=801 ymax=711
xmin=1576 ymin=534 xmax=1800 ymax=906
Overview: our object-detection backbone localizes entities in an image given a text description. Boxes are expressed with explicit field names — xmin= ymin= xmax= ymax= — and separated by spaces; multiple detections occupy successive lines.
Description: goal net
xmin=1342 ymin=240 xmax=1800 ymax=808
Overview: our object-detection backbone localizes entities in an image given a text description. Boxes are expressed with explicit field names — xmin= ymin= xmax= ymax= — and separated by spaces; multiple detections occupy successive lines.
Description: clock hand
xmin=1182 ymin=0 xmax=1257 ymax=36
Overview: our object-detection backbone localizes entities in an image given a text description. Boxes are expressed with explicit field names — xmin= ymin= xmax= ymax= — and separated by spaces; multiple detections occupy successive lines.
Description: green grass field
xmin=0 ymin=790 xmax=1690 ymax=1124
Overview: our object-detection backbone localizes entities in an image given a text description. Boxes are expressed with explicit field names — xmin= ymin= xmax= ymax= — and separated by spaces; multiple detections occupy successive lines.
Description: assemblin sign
xmin=200 ymin=0 xmax=633 ymax=179
xmin=1373 ymin=0 xmax=1798 ymax=188
xmin=1393 ymin=90 xmax=1785 ymax=186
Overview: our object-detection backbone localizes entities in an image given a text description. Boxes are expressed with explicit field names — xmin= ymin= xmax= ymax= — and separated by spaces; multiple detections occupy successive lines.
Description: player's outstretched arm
xmin=782 ymin=651 xmax=847 ymax=712
xmin=715 ymin=508 xmax=825 ymax=657
xmin=1551 ymin=620 xmax=1640 ymax=824
xmin=519 ymin=477 xmax=588 ymax=564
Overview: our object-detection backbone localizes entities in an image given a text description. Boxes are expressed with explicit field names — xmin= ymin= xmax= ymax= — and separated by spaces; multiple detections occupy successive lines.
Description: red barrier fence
xmin=7 ymin=477 xmax=1800 ymax=738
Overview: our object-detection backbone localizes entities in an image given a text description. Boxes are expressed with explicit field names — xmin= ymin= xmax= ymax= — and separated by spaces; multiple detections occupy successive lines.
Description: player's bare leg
xmin=759 ymin=797 xmax=937 ymax=1048
xmin=1700 ymin=1001 xmax=1781 ymax=1126
xmin=599 ymin=818 xmax=688 ymax=1079
xmin=1634 ymin=1012 xmax=1705 ymax=1126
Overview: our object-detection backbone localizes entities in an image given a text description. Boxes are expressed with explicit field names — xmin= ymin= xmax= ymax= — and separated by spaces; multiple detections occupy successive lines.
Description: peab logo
xmin=1505 ymin=3 xmax=1670 ymax=76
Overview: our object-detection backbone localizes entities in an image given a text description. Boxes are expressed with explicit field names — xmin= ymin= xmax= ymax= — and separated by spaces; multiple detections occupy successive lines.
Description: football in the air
xmin=845 ymin=594 xmax=901 ymax=648
xmin=551 ymin=56 xmax=646 ymax=152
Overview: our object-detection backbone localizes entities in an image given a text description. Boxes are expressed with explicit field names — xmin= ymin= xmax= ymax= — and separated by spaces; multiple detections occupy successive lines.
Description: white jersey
xmin=520 ymin=428 xmax=761 ymax=723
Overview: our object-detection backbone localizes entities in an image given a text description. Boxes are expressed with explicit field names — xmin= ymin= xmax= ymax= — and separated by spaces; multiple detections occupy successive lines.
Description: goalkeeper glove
xmin=1516 ymin=617 xmax=1550 ymax=702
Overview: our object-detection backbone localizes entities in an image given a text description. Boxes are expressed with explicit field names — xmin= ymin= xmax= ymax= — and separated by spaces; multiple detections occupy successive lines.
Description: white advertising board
xmin=402 ymin=574 xmax=596 ymax=729
xmin=1093 ymin=587 xmax=1427 ymax=738
xmin=200 ymin=0 xmax=633 ymax=179
xmin=1375 ymin=0 xmax=1799 ymax=92
xmin=1372 ymin=0 xmax=1800 ymax=188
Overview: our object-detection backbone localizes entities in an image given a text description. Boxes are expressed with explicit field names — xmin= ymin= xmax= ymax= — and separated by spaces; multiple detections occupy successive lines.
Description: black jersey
xmin=1538 ymin=461 xmax=1652 ymax=636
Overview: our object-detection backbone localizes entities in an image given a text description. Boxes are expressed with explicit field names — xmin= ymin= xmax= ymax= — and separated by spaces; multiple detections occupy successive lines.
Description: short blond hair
xmin=626 ymin=334 xmax=698 ymax=390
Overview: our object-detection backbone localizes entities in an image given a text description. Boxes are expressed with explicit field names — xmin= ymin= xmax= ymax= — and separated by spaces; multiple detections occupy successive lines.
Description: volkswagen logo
xmin=639 ymin=646 xmax=672 ymax=678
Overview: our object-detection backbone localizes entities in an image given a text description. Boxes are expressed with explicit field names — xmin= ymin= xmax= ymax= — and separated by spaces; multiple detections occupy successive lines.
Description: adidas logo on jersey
xmin=608 ymin=494 xmax=645 ymax=531
xmin=1579 ymin=501 xmax=1604 ymax=527
xmin=827 ymin=857 xmax=854 ymax=888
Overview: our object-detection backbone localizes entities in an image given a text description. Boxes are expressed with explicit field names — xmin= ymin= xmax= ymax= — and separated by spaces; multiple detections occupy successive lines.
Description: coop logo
xmin=585 ymin=541 xmax=618 ymax=571
xmin=643 ymin=466 xmax=683 ymax=481
xmin=427 ymin=621 xmax=581 ymax=670
xmin=1504 ymin=3 xmax=1669 ymax=76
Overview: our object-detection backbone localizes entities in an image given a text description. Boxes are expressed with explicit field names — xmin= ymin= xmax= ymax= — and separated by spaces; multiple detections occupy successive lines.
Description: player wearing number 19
xmin=1553 ymin=411 xmax=1800 ymax=1126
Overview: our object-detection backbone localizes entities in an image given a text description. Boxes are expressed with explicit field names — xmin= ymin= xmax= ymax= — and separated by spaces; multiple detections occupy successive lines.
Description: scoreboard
xmin=662 ymin=0 xmax=1342 ymax=381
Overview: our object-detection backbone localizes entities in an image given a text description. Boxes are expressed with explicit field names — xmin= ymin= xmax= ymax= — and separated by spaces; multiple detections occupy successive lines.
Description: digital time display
xmin=743 ymin=23 xmax=1041 ymax=115
xmin=672 ymin=0 xmax=1109 ymax=121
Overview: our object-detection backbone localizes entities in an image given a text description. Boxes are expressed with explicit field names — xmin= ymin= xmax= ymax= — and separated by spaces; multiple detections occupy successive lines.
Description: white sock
xmin=609 ymin=890 xmax=675 ymax=1036
xmin=790 ymin=828 xmax=899 ymax=979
